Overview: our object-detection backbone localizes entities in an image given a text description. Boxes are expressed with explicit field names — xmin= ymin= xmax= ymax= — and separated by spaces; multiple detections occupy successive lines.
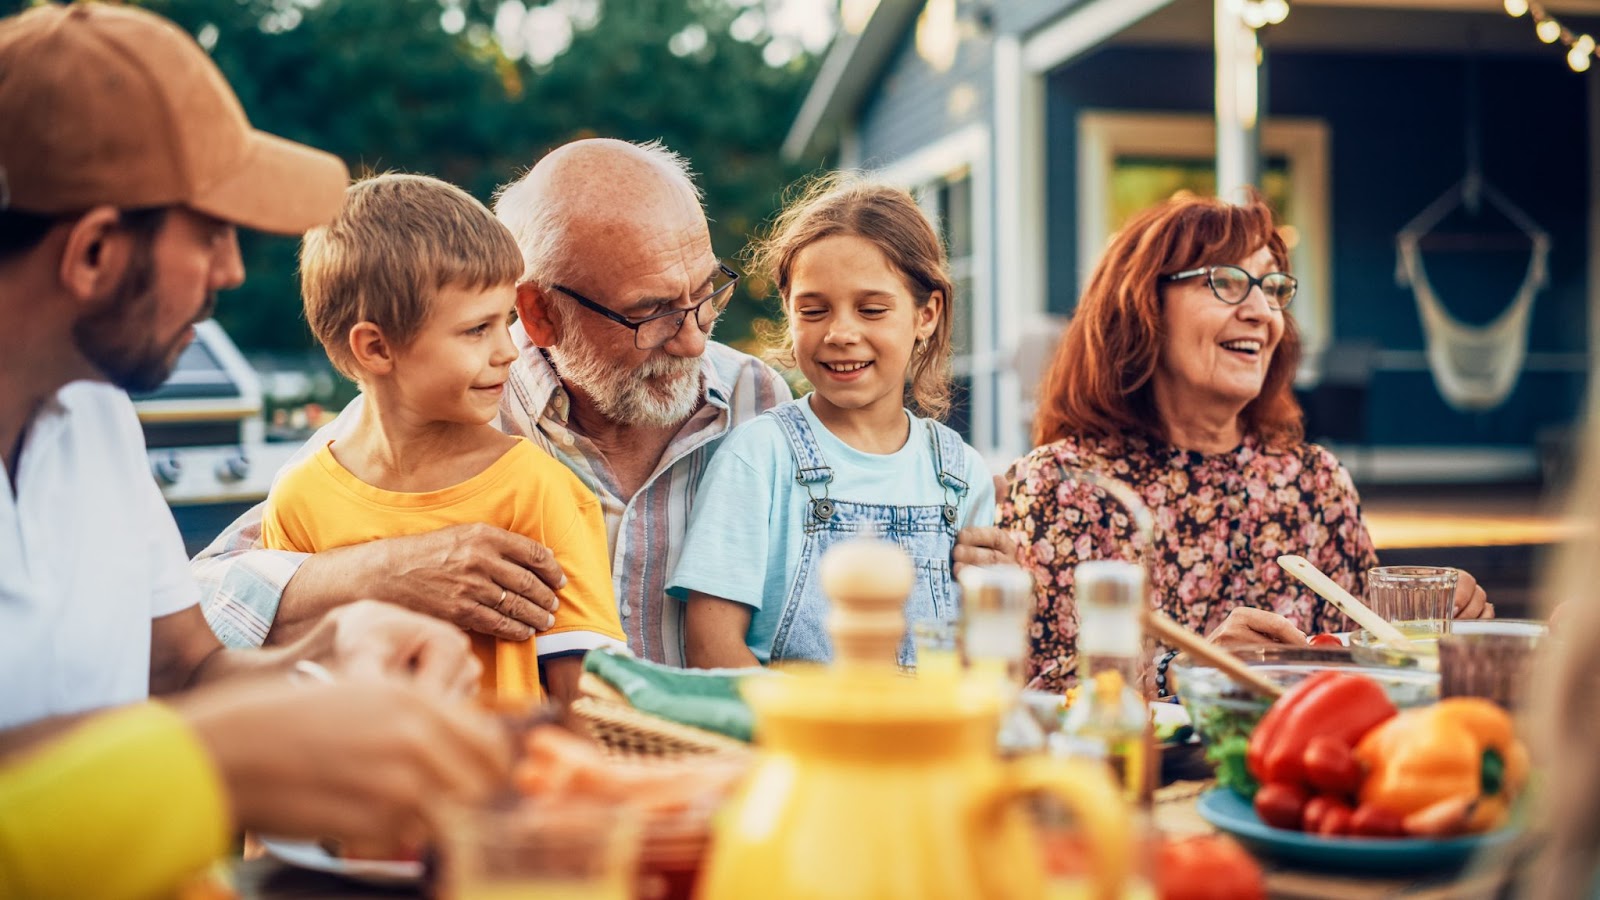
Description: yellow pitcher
xmin=700 ymin=537 xmax=1134 ymax=900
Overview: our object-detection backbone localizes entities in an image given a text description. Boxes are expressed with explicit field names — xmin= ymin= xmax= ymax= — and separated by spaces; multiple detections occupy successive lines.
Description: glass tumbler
xmin=1366 ymin=566 xmax=1459 ymax=638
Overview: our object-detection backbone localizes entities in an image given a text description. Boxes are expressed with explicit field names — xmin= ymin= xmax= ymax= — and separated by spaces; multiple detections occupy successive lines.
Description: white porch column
xmin=993 ymin=33 xmax=1046 ymax=462
xmin=1214 ymin=0 xmax=1261 ymax=197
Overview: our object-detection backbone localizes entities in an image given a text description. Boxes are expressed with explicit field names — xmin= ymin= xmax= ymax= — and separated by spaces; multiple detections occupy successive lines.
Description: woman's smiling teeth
xmin=822 ymin=360 xmax=872 ymax=372
xmin=1220 ymin=339 xmax=1263 ymax=356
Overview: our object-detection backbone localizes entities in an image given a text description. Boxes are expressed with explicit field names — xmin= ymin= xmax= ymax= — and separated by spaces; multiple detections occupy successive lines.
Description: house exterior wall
xmin=855 ymin=23 xmax=994 ymax=167
xmin=1044 ymin=46 xmax=1589 ymax=448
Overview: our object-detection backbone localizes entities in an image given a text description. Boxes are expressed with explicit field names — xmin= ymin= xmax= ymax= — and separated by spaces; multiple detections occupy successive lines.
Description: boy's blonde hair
xmin=301 ymin=173 xmax=523 ymax=380
xmin=746 ymin=172 xmax=955 ymax=420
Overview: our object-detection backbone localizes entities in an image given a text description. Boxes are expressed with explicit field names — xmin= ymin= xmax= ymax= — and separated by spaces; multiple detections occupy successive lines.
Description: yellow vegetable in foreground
xmin=1354 ymin=697 xmax=1529 ymax=835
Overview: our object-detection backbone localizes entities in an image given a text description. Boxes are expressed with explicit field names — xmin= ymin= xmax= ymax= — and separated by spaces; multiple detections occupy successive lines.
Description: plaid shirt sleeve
xmin=190 ymin=500 xmax=307 ymax=648
xmin=190 ymin=398 xmax=367 ymax=648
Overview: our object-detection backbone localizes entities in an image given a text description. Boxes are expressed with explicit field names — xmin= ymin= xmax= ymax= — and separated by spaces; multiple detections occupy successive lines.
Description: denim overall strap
xmin=925 ymin=419 xmax=970 ymax=527
xmin=766 ymin=408 xmax=965 ymax=667
xmin=764 ymin=401 xmax=837 ymax=521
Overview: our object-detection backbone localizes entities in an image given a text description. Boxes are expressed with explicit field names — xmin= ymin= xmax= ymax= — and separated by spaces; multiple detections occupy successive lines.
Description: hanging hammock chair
xmin=1394 ymin=173 xmax=1550 ymax=413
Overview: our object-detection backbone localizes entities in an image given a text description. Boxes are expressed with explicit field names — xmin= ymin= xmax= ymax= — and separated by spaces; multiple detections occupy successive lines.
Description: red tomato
xmin=1253 ymin=782 xmax=1308 ymax=831
xmin=1316 ymin=805 xmax=1353 ymax=837
xmin=1157 ymin=835 xmax=1266 ymax=900
xmin=1349 ymin=804 xmax=1405 ymax=838
xmin=1307 ymin=633 xmax=1344 ymax=648
xmin=1302 ymin=795 xmax=1352 ymax=835
xmin=1303 ymin=735 xmax=1362 ymax=796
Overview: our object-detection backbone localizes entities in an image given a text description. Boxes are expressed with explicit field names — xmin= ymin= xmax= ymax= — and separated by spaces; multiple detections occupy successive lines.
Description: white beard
xmin=550 ymin=326 xmax=703 ymax=428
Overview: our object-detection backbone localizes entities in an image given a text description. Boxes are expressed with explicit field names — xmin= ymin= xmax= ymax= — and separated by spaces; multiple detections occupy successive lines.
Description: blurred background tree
xmin=3 ymin=0 xmax=825 ymax=355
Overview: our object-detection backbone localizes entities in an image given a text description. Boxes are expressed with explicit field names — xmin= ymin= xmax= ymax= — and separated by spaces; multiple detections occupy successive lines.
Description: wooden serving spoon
xmin=1276 ymin=555 xmax=1418 ymax=652
xmin=1142 ymin=608 xmax=1283 ymax=700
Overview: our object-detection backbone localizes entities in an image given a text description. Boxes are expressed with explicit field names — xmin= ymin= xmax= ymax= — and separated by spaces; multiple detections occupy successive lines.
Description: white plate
xmin=258 ymin=837 xmax=423 ymax=887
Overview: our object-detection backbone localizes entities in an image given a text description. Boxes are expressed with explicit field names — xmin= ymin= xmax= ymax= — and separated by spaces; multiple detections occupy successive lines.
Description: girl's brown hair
xmin=1031 ymin=191 xmax=1303 ymax=450
xmin=747 ymin=172 xmax=955 ymax=420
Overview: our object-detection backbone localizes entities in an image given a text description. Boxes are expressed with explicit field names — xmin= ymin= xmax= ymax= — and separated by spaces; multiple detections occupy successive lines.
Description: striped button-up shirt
xmin=194 ymin=325 xmax=791 ymax=665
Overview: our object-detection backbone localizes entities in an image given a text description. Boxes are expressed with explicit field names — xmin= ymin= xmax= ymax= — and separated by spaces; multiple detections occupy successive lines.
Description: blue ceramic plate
xmin=1196 ymin=789 xmax=1518 ymax=873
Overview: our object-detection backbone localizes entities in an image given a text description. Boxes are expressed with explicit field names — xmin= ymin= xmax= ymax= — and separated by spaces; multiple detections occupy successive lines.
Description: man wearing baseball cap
xmin=0 ymin=6 xmax=511 ymax=893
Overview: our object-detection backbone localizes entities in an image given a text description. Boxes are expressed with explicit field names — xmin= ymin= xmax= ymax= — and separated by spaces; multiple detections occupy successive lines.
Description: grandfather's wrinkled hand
xmin=179 ymin=679 xmax=511 ymax=851
xmin=952 ymin=526 xmax=1020 ymax=579
xmin=304 ymin=599 xmax=483 ymax=699
xmin=368 ymin=523 xmax=564 ymax=640
xmin=1451 ymin=569 xmax=1493 ymax=619
xmin=1205 ymin=607 xmax=1307 ymax=650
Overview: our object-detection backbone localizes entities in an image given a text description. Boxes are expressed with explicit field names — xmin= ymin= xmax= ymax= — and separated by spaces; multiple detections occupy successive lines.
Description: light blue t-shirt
xmin=666 ymin=394 xmax=996 ymax=663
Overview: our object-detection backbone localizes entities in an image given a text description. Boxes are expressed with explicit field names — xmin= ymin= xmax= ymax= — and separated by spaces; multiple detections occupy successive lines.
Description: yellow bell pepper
xmin=1353 ymin=697 xmax=1529 ymax=836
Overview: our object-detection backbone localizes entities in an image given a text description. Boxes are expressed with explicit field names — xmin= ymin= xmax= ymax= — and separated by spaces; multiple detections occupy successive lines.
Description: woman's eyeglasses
xmin=1160 ymin=264 xmax=1297 ymax=311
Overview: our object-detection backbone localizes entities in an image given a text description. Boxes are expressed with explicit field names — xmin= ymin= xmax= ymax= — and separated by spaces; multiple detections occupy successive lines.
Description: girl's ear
xmin=915 ymin=289 xmax=944 ymax=341
xmin=516 ymin=282 xmax=560 ymax=347
xmin=348 ymin=321 xmax=396 ymax=376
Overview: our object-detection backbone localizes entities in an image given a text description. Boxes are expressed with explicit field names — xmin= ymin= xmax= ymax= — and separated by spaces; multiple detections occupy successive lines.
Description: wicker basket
xmin=571 ymin=673 xmax=751 ymax=760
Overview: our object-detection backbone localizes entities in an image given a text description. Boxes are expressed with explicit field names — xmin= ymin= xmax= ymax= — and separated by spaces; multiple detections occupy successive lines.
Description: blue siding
xmin=993 ymin=0 xmax=1081 ymax=36
xmin=1044 ymin=47 xmax=1589 ymax=447
xmin=854 ymin=24 xmax=993 ymax=166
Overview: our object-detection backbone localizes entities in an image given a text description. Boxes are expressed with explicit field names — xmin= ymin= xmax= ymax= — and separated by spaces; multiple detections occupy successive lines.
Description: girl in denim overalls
xmin=667 ymin=176 xmax=995 ymax=669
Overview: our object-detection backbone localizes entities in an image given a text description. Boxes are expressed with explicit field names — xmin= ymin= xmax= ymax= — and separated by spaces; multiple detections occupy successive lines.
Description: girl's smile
xmin=787 ymin=234 xmax=941 ymax=453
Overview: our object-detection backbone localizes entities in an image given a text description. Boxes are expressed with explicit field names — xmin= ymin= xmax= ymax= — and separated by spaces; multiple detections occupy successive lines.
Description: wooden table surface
xmin=235 ymin=775 xmax=1518 ymax=899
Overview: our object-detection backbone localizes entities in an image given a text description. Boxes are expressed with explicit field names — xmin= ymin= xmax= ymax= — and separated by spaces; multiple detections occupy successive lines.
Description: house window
xmin=1078 ymin=112 xmax=1331 ymax=380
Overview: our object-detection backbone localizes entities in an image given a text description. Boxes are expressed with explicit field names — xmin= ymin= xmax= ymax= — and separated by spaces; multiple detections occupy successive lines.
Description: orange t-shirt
xmin=261 ymin=438 xmax=623 ymax=702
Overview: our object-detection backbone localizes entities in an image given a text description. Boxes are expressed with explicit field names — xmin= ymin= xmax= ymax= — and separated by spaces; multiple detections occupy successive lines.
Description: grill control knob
xmin=215 ymin=452 xmax=250 ymax=483
xmin=152 ymin=454 xmax=182 ymax=487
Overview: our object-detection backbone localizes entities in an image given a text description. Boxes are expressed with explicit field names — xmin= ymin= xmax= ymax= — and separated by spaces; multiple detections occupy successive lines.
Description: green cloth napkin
xmin=582 ymin=646 xmax=762 ymax=742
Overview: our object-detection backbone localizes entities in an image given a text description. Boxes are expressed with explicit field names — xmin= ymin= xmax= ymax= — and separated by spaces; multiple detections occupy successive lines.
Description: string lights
xmin=1504 ymin=0 xmax=1596 ymax=73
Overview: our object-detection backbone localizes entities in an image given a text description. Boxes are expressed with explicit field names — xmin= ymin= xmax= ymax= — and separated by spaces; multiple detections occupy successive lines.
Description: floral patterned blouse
xmin=1000 ymin=433 xmax=1378 ymax=693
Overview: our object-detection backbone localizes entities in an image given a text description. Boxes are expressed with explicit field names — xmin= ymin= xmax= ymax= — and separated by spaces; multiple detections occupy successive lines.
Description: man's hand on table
xmin=1206 ymin=607 xmax=1308 ymax=650
xmin=295 ymin=600 xmax=483 ymax=698
xmin=179 ymin=678 xmax=511 ymax=851
xmin=1451 ymin=569 xmax=1492 ymax=619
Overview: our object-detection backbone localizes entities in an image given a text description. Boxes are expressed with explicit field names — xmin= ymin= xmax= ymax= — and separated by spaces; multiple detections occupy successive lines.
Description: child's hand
xmin=952 ymin=526 xmax=1020 ymax=578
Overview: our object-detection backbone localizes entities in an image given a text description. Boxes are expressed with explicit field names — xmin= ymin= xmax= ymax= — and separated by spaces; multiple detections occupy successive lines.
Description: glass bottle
xmin=1055 ymin=560 xmax=1153 ymax=804
xmin=957 ymin=563 xmax=1046 ymax=754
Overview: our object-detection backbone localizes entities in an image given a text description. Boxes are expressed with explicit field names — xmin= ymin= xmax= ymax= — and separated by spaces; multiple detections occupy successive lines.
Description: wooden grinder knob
xmin=819 ymin=535 xmax=915 ymax=667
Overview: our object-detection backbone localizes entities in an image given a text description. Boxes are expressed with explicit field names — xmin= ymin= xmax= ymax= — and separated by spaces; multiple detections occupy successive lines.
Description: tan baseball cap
xmin=0 ymin=2 xmax=349 ymax=235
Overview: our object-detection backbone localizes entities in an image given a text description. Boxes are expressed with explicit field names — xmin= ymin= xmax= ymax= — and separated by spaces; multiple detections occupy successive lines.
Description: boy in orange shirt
xmin=261 ymin=174 xmax=624 ymax=704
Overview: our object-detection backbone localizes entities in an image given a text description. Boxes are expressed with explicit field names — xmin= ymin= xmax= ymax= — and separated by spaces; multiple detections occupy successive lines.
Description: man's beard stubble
xmin=71 ymin=243 xmax=214 ymax=394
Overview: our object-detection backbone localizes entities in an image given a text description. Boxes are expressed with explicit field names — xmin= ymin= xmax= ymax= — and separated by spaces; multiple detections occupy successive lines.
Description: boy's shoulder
xmin=268 ymin=441 xmax=339 ymax=498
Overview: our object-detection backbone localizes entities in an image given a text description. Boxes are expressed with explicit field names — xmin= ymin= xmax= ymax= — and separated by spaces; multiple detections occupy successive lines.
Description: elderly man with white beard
xmin=194 ymin=138 xmax=1017 ymax=666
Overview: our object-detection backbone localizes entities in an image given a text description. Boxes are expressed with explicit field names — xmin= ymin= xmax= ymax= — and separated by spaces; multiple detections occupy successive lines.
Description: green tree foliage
xmin=5 ymin=0 xmax=818 ymax=353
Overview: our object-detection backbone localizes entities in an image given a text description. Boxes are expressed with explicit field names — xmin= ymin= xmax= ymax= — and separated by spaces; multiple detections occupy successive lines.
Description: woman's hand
xmin=1451 ymin=570 xmax=1493 ymax=619
xmin=1205 ymin=607 xmax=1307 ymax=650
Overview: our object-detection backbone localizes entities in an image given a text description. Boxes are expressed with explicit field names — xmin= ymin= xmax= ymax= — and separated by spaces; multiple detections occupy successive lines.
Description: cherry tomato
xmin=1253 ymin=781 xmax=1308 ymax=831
xmin=1157 ymin=835 xmax=1267 ymax=900
xmin=1302 ymin=794 xmax=1352 ymax=835
xmin=1349 ymin=803 xmax=1405 ymax=838
xmin=1307 ymin=633 xmax=1344 ymax=648
xmin=1303 ymin=735 xmax=1362 ymax=796
xmin=1316 ymin=804 xmax=1353 ymax=837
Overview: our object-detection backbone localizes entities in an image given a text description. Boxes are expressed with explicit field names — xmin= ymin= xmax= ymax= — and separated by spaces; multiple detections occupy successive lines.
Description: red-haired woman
xmin=1002 ymin=193 xmax=1491 ymax=693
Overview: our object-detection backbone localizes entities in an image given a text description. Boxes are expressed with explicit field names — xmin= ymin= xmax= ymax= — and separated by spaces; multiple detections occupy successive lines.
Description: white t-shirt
xmin=0 ymin=381 xmax=199 ymax=729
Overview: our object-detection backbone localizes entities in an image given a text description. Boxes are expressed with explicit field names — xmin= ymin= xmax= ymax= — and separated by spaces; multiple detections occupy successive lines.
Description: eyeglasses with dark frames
xmin=552 ymin=262 xmax=741 ymax=350
xmin=1159 ymin=264 xmax=1297 ymax=311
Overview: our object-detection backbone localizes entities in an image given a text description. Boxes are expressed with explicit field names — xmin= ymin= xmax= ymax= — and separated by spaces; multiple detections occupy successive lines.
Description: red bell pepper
xmin=1247 ymin=672 xmax=1397 ymax=789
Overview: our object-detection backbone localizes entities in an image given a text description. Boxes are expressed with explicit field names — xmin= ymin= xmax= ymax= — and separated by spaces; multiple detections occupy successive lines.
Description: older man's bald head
xmin=494 ymin=139 xmax=705 ymax=287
